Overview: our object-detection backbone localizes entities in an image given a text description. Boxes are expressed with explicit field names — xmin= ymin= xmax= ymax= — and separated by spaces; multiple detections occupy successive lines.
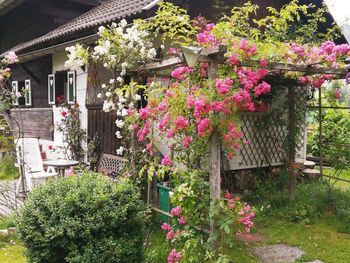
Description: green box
xmin=157 ymin=182 xmax=170 ymax=223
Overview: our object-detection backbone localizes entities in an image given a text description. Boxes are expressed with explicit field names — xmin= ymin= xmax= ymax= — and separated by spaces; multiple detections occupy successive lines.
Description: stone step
xmin=302 ymin=168 xmax=321 ymax=180
xmin=304 ymin=160 xmax=316 ymax=169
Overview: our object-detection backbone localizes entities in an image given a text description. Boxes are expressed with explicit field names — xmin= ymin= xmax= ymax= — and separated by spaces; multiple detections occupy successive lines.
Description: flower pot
xmin=238 ymin=102 xmax=268 ymax=112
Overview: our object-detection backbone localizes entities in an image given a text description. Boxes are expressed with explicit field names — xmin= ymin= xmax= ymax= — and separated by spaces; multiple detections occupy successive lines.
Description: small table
xmin=43 ymin=159 xmax=79 ymax=177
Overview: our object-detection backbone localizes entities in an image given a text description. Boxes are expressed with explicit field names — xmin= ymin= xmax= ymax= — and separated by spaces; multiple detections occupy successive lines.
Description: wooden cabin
xmin=0 ymin=0 xmax=329 ymax=166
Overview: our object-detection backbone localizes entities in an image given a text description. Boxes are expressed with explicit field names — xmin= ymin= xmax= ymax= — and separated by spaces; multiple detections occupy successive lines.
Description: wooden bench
xmin=97 ymin=153 xmax=128 ymax=179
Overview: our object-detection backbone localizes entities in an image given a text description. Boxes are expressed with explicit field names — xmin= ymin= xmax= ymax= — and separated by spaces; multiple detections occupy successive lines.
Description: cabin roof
xmin=2 ymin=0 xmax=155 ymax=56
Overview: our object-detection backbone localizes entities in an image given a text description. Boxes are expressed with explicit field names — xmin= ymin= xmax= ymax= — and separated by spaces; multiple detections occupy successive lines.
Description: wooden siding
xmin=87 ymin=108 xmax=119 ymax=155
xmin=0 ymin=0 xmax=96 ymax=53
xmin=86 ymin=62 xmax=114 ymax=107
xmin=9 ymin=108 xmax=53 ymax=140
xmin=10 ymin=55 xmax=52 ymax=108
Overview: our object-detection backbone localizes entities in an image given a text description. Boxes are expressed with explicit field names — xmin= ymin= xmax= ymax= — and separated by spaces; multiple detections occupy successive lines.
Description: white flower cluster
xmin=65 ymin=44 xmax=88 ymax=70
xmin=93 ymin=19 xmax=156 ymax=75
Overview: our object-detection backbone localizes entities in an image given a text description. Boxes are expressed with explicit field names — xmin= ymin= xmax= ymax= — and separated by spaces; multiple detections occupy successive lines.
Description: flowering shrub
xmin=56 ymin=103 xmax=86 ymax=161
xmin=66 ymin=2 xmax=350 ymax=261
xmin=161 ymin=170 xmax=256 ymax=262
xmin=0 ymin=51 xmax=18 ymax=111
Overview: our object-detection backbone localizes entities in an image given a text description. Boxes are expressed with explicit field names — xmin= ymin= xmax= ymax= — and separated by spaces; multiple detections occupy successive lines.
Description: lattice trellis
xmin=294 ymin=86 xmax=309 ymax=160
xmin=234 ymin=86 xmax=309 ymax=169
xmin=238 ymin=113 xmax=286 ymax=167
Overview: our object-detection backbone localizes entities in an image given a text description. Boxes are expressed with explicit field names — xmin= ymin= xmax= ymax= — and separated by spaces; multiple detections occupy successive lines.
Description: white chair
xmin=15 ymin=138 xmax=58 ymax=193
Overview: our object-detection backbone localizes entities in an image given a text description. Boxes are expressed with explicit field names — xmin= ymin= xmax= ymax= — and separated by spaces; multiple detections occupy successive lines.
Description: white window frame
xmin=24 ymin=79 xmax=32 ymax=106
xmin=48 ymin=74 xmax=55 ymax=105
xmin=67 ymin=71 xmax=76 ymax=104
xmin=12 ymin=81 xmax=18 ymax=106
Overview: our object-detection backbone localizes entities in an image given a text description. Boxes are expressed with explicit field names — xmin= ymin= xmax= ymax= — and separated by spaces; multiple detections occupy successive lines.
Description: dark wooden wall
xmin=10 ymin=108 xmax=53 ymax=140
xmin=10 ymin=55 xmax=52 ymax=108
xmin=87 ymin=109 xmax=119 ymax=155
xmin=0 ymin=0 xmax=98 ymax=53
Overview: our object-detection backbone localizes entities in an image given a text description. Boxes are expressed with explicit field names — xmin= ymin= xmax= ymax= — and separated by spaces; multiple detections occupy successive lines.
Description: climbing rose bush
xmin=0 ymin=51 xmax=18 ymax=111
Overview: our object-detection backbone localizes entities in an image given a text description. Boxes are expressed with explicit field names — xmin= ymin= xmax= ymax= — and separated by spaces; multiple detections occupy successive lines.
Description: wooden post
xmin=318 ymin=87 xmax=323 ymax=177
xmin=287 ymin=85 xmax=296 ymax=202
xmin=208 ymin=62 xmax=221 ymax=245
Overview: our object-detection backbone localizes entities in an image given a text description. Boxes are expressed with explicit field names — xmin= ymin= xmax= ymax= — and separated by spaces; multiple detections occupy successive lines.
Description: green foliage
xmin=17 ymin=173 xmax=145 ymax=263
xmin=309 ymin=109 xmax=350 ymax=170
xmin=214 ymin=0 xmax=340 ymax=45
xmin=137 ymin=2 xmax=196 ymax=45
xmin=0 ymin=157 xmax=18 ymax=181
xmin=257 ymin=181 xmax=350 ymax=232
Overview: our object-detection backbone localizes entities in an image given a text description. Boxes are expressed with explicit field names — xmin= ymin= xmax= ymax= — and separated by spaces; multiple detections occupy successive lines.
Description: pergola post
xmin=287 ymin=85 xmax=296 ymax=202
xmin=208 ymin=61 xmax=221 ymax=243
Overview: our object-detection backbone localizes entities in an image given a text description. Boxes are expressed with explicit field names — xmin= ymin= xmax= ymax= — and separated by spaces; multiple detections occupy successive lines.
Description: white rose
xmin=117 ymin=77 xmax=124 ymax=83
xmin=106 ymin=92 xmax=112 ymax=98
xmin=101 ymin=83 xmax=106 ymax=89
xmin=121 ymin=108 xmax=128 ymax=117
xmin=115 ymin=131 xmax=122 ymax=139
xmin=97 ymin=93 xmax=102 ymax=99
xmin=98 ymin=26 xmax=105 ymax=34
xmin=133 ymin=94 xmax=141 ymax=101
xmin=115 ymin=119 xmax=125 ymax=128
xmin=109 ymin=79 xmax=115 ymax=84
xmin=116 ymin=146 xmax=124 ymax=155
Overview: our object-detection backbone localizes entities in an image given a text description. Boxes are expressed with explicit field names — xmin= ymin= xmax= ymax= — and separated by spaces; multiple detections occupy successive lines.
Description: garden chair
xmin=97 ymin=153 xmax=128 ymax=180
xmin=15 ymin=138 xmax=58 ymax=193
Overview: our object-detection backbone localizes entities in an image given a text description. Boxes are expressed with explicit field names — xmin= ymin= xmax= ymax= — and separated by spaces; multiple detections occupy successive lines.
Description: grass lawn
xmin=323 ymin=167 xmax=350 ymax=190
xmin=145 ymin=215 xmax=350 ymax=263
xmin=257 ymin=216 xmax=350 ymax=263
xmin=0 ymin=240 xmax=26 ymax=263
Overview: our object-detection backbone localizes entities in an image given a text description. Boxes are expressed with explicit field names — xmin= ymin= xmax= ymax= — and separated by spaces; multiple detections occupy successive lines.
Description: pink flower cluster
xmin=161 ymin=155 xmax=172 ymax=166
xmin=136 ymin=119 xmax=150 ymax=142
xmin=171 ymin=66 xmax=192 ymax=80
xmin=239 ymin=38 xmax=257 ymax=56
xmin=167 ymin=249 xmax=182 ymax=263
xmin=223 ymin=122 xmax=243 ymax=158
xmin=254 ymin=81 xmax=271 ymax=97
xmin=5 ymin=51 xmax=18 ymax=63
xmin=197 ymin=118 xmax=212 ymax=137
xmin=182 ymin=136 xmax=193 ymax=148
xmin=216 ymin=78 xmax=233 ymax=95
xmin=237 ymin=205 xmax=255 ymax=239
xmin=174 ymin=116 xmax=189 ymax=130
xmin=197 ymin=23 xmax=221 ymax=46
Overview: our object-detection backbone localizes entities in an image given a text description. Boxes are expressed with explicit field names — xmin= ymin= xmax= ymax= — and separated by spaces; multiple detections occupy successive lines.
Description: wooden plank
xmin=287 ymin=85 xmax=296 ymax=202
xmin=208 ymin=62 xmax=220 ymax=248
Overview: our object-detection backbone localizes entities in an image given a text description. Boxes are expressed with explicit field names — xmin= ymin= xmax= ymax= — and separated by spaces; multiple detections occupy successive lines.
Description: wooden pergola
xmin=131 ymin=44 xmax=350 ymax=213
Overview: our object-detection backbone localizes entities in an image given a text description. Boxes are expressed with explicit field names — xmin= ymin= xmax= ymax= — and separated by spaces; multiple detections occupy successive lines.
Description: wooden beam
xmin=133 ymin=43 xmax=350 ymax=76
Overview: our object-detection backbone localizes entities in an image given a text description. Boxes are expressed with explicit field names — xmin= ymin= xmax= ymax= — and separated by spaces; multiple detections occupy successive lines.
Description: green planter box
xmin=157 ymin=182 xmax=170 ymax=223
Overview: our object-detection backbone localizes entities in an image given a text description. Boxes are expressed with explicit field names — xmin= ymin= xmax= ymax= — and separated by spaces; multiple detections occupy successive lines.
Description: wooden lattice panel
xmin=294 ymin=86 xmax=309 ymax=161
xmin=237 ymin=113 xmax=286 ymax=168
xmin=228 ymin=85 xmax=308 ymax=170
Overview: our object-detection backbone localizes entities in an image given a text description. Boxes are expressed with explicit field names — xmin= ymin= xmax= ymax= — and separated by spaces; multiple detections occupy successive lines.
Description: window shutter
xmin=67 ymin=71 xmax=76 ymax=104
xmin=48 ymin=74 xmax=55 ymax=105
xmin=12 ymin=81 xmax=18 ymax=105
xmin=25 ymin=79 xmax=32 ymax=106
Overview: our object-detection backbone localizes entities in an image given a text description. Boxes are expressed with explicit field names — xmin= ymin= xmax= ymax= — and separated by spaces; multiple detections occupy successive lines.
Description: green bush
xmin=17 ymin=173 xmax=145 ymax=263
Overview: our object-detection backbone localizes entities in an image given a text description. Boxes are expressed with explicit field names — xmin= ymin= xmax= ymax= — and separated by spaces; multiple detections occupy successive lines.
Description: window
xmin=12 ymin=81 xmax=18 ymax=106
xmin=12 ymin=79 xmax=32 ymax=106
xmin=48 ymin=71 xmax=76 ymax=105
